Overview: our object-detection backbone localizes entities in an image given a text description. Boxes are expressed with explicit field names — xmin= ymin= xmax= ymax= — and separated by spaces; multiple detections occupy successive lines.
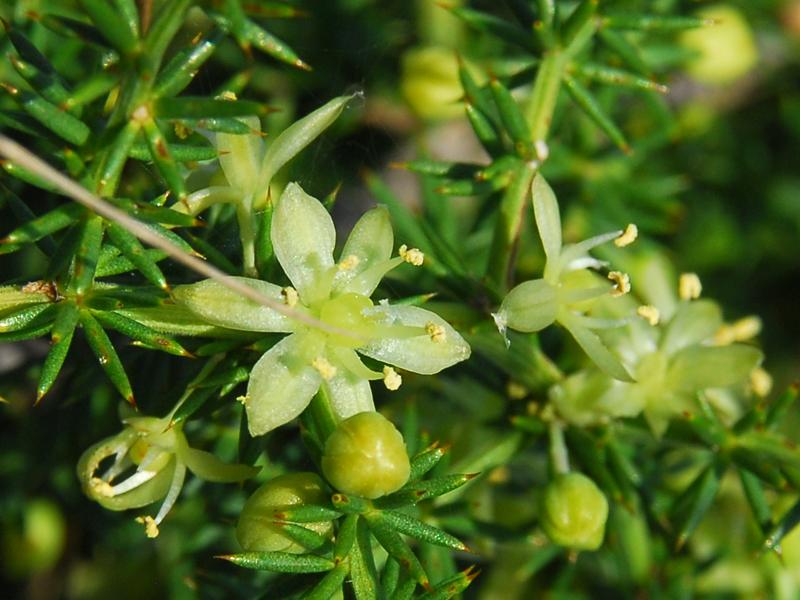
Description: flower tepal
xmin=494 ymin=174 xmax=636 ymax=381
xmin=175 ymin=183 xmax=471 ymax=436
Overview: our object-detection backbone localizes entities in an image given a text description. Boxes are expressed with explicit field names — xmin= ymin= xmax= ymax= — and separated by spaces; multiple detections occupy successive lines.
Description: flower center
xmin=319 ymin=293 xmax=377 ymax=349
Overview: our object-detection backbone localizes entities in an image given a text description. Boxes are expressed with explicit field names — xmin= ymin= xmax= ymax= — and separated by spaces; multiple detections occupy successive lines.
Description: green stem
xmin=525 ymin=51 xmax=566 ymax=147
xmin=549 ymin=421 xmax=570 ymax=475
xmin=236 ymin=201 xmax=258 ymax=277
xmin=484 ymin=52 xmax=566 ymax=294
xmin=306 ymin=385 xmax=339 ymax=445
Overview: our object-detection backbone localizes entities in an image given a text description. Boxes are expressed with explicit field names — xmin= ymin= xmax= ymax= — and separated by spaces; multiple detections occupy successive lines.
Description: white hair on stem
xmin=0 ymin=134 xmax=359 ymax=341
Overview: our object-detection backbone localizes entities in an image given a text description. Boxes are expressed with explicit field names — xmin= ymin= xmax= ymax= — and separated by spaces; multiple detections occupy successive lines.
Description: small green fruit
xmin=540 ymin=472 xmax=609 ymax=551
xmin=322 ymin=412 xmax=410 ymax=499
xmin=236 ymin=473 xmax=333 ymax=553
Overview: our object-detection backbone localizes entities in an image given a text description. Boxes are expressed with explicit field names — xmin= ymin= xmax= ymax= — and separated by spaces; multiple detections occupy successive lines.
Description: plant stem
xmin=549 ymin=421 xmax=570 ymax=475
xmin=484 ymin=51 xmax=566 ymax=294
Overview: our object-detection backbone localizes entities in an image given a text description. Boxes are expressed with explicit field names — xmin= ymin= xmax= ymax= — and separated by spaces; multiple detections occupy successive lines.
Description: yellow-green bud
xmin=236 ymin=473 xmax=333 ymax=553
xmin=322 ymin=412 xmax=410 ymax=499
xmin=540 ymin=473 xmax=609 ymax=551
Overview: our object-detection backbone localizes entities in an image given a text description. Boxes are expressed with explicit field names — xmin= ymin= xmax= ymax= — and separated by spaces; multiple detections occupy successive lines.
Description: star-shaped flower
xmin=550 ymin=277 xmax=764 ymax=436
xmin=493 ymin=174 xmax=637 ymax=381
xmin=175 ymin=183 xmax=471 ymax=436
xmin=78 ymin=414 xmax=258 ymax=537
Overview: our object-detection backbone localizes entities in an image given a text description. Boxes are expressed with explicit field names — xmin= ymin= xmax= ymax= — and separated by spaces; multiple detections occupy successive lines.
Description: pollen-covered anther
xmin=637 ymin=305 xmax=660 ymax=326
xmin=535 ymin=139 xmax=550 ymax=161
xmin=236 ymin=394 xmax=249 ymax=405
xmin=312 ymin=357 xmax=337 ymax=380
xmin=281 ymin=286 xmax=299 ymax=307
xmin=399 ymin=244 xmax=424 ymax=266
xmin=90 ymin=477 xmax=115 ymax=497
xmin=608 ymin=271 xmax=631 ymax=297
xmin=219 ymin=90 xmax=237 ymax=101
xmin=614 ymin=224 xmax=638 ymax=247
xmin=383 ymin=366 xmax=402 ymax=391
xmin=337 ymin=254 xmax=360 ymax=271
xmin=136 ymin=515 xmax=160 ymax=538
xmin=679 ymin=272 xmax=702 ymax=301
xmin=731 ymin=316 xmax=762 ymax=341
xmin=425 ymin=322 xmax=447 ymax=343
xmin=750 ymin=367 xmax=772 ymax=398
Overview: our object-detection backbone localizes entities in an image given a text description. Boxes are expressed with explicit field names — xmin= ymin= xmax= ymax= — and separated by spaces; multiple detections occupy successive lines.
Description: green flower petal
xmin=668 ymin=344 xmax=763 ymax=392
xmin=322 ymin=368 xmax=375 ymax=422
xmin=272 ymin=183 xmax=336 ymax=304
xmin=497 ymin=279 xmax=558 ymax=333
xmin=177 ymin=185 xmax=240 ymax=215
xmin=532 ymin=173 xmax=562 ymax=262
xmin=246 ymin=334 xmax=322 ymax=436
xmin=660 ymin=300 xmax=723 ymax=355
xmin=333 ymin=206 xmax=394 ymax=296
xmin=359 ymin=305 xmax=471 ymax=375
xmin=178 ymin=444 xmax=260 ymax=482
xmin=173 ymin=277 xmax=295 ymax=333
xmin=257 ymin=95 xmax=354 ymax=205
xmin=559 ymin=310 xmax=634 ymax=382
xmin=215 ymin=116 xmax=263 ymax=196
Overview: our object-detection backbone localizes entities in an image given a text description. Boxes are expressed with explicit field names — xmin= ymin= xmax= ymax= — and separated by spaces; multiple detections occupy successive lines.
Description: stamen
xmin=383 ymin=366 xmax=402 ymax=391
xmin=679 ymin=273 xmax=702 ymax=300
xmin=750 ymin=367 xmax=772 ymax=398
xmin=136 ymin=515 xmax=160 ymax=538
xmin=337 ymin=254 xmax=360 ymax=271
xmin=281 ymin=286 xmax=299 ymax=307
xmin=608 ymin=271 xmax=630 ymax=297
xmin=637 ymin=305 xmax=660 ymax=326
xmin=90 ymin=477 xmax=115 ymax=497
xmin=108 ymin=469 xmax=158 ymax=495
xmin=219 ymin=91 xmax=237 ymax=101
xmin=614 ymin=224 xmax=638 ymax=247
xmin=731 ymin=316 xmax=762 ymax=341
xmin=506 ymin=381 xmax=528 ymax=400
xmin=399 ymin=244 xmax=424 ymax=266
xmin=425 ymin=322 xmax=447 ymax=343
xmin=713 ymin=324 xmax=735 ymax=346
xmin=236 ymin=395 xmax=249 ymax=405
xmin=312 ymin=357 xmax=337 ymax=380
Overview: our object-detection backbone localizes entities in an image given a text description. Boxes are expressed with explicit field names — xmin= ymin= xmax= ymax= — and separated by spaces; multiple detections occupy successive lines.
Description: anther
xmin=731 ymin=316 xmax=762 ymax=341
xmin=281 ymin=286 xmax=299 ymax=307
xmin=383 ymin=366 xmax=402 ymax=391
xmin=637 ymin=305 xmax=660 ymax=326
xmin=750 ymin=367 xmax=772 ymax=398
xmin=90 ymin=477 xmax=115 ymax=497
xmin=614 ymin=224 xmax=638 ymax=247
xmin=425 ymin=322 xmax=446 ymax=343
xmin=338 ymin=255 xmax=360 ymax=271
xmin=136 ymin=515 xmax=160 ymax=538
xmin=312 ymin=357 xmax=337 ymax=380
xmin=679 ymin=273 xmax=702 ymax=300
xmin=399 ymin=244 xmax=424 ymax=266
xmin=608 ymin=271 xmax=631 ymax=297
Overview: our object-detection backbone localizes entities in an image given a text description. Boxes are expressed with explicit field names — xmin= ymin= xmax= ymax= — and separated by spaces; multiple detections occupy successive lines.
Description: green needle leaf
xmin=350 ymin=517 xmax=381 ymax=600
xmin=334 ymin=514 xmax=359 ymax=561
xmin=603 ymin=13 xmax=712 ymax=32
xmin=140 ymin=117 xmax=188 ymax=202
xmin=365 ymin=512 xmax=430 ymax=589
xmin=380 ymin=511 xmax=469 ymax=552
xmin=564 ymin=75 xmax=629 ymax=152
xmin=671 ymin=462 xmax=723 ymax=551
xmin=763 ymin=498 xmax=800 ymax=553
xmin=37 ymin=300 xmax=80 ymax=401
xmin=409 ymin=444 xmax=449 ymax=482
xmin=1 ymin=203 xmax=84 ymax=251
xmin=79 ymin=309 xmax=135 ymax=404
xmin=106 ymin=222 xmax=169 ymax=289
xmin=153 ymin=30 xmax=222 ymax=98
xmin=217 ymin=551 xmax=335 ymax=573
xmin=154 ymin=97 xmax=271 ymax=119
xmin=1 ymin=84 xmax=90 ymax=146
xmin=93 ymin=310 xmax=191 ymax=357
xmin=305 ymin=563 xmax=349 ymax=600
xmin=68 ymin=215 xmax=104 ymax=298
xmin=80 ymin=0 xmax=139 ymax=54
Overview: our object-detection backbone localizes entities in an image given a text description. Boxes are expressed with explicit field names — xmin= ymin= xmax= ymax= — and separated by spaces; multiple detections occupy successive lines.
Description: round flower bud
xmin=322 ymin=412 xmax=410 ymax=499
xmin=236 ymin=473 xmax=333 ymax=553
xmin=540 ymin=472 xmax=609 ymax=551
